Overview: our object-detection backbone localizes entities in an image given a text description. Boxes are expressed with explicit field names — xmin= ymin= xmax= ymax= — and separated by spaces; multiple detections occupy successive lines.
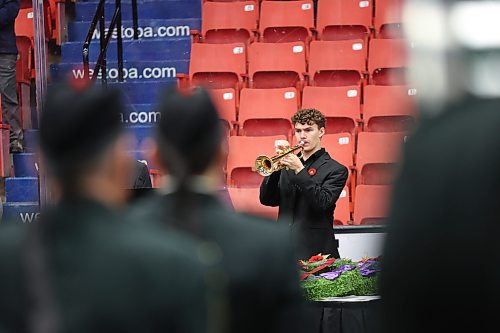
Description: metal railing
xmin=82 ymin=0 xmax=139 ymax=86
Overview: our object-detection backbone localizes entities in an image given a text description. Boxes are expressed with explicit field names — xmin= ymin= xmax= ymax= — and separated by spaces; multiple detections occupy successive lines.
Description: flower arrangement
xmin=299 ymin=254 xmax=381 ymax=300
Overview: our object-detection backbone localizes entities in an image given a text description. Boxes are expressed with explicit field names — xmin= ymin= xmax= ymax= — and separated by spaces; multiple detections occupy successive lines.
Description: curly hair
xmin=291 ymin=108 xmax=326 ymax=129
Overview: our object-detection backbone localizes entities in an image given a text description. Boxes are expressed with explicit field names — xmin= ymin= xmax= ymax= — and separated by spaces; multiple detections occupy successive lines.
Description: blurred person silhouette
xmin=0 ymin=0 xmax=23 ymax=152
xmin=380 ymin=1 xmax=500 ymax=332
xmin=129 ymin=86 xmax=307 ymax=333
xmin=0 ymin=83 xmax=208 ymax=333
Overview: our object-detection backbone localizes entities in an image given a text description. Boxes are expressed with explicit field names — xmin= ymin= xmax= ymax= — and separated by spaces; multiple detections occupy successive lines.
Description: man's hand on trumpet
xmin=280 ymin=154 xmax=304 ymax=174
xmin=274 ymin=140 xmax=304 ymax=174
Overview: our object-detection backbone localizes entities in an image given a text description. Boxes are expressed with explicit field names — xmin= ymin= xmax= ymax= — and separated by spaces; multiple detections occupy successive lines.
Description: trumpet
xmin=254 ymin=141 xmax=304 ymax=176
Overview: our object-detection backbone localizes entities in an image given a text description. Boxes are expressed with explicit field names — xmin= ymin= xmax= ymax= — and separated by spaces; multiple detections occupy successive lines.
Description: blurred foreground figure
xmin=381 ymin=1 xmax=500 ymax=332
xmin=0 ymin=83 xmax=207 ymax=333
xmin=129 ymin=87 xmax=307 ymax=333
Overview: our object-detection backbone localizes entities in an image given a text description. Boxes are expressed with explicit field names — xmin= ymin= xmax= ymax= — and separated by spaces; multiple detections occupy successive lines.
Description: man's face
xmin=294 ymin=122 xmax=324 ymax=153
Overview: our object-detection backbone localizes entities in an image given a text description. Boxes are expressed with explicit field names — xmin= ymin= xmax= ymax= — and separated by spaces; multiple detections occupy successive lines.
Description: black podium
xmin=306 ymin=296 xmax=382 ymax=333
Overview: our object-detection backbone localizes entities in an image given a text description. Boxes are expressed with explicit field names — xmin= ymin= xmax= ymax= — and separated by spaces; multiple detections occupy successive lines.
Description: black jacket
xmin=0 ymin=0 xmax=20 ymax=55
xmin=131 ymin=160 xmax=152 ymax=189
xmin=380 ymin=97 xmax=500 ymax=333
xmin=260 ymin=149 xmax=348 ymax=259
xmin=129 ymin=191 xmax=308 ymax=333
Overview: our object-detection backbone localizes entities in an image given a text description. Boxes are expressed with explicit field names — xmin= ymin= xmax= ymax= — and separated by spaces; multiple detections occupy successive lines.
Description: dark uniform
xmin=133 ymin=86 xmax=307 ymax=333
xmin=0 ymin=198 xmax=207 ymax=333
xmin=380 ymin=97 xmax=500 ymax=333
xmin=0 ymin=83 xmax=208 ymax=333
xmin=260 ymin=148 xmax=348 ymax=258
xmin=130 ymin=190 xmax=306 ymax=333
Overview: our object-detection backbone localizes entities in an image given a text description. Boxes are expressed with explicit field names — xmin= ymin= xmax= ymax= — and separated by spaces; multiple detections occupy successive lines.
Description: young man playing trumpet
xmin=260 ymin=108 xmax=348 ymax=258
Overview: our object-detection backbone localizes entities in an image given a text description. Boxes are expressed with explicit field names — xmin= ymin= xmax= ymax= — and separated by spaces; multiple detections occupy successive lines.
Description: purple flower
xmin=340 ymin=265 xmax=355 ymax=272
xmin=360 ymin=269 xmax=377 ymax=277
xmin=320 ymin=271 xmax=342 ymax=280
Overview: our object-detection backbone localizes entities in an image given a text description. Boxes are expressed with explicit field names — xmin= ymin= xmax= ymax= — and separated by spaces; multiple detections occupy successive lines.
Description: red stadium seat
xmin=188 ymin=43 xmax=247 ymax=90
xmin=15 ymin=6 xmax=52 ymax=42
xmin=317 ymin=0 xmax=372 ymax=41
xmin=248 ymin=42 xmax=306 ymax=89
xmin=259 ymin=0 xmax=315 ymax=44
xmin=15 ymin=8 xmax=34 ymax=39
xmin=356 ymin=132 xmax=406 ymax=185
xmin=227 ymin=135 xmax=287 ymax=188
xmin=201 ymin=1 xmax=258 ymax=44
xmin=321 ymin=133 xmax=356 ymax=194
xmin=353 ymin=185 xmax=391 ymax=225
xmin=363 ymin=85 xmax=418 ymax=132
xmin=239 ymin=88 xmax=298 ymax=138
xmin=309 ymin=40 xmax=367 ymax=87
xmin=228 ymin=187 xmax=279 ymax=220
xmin=16 ymin=37 xmax=32 ymax=86
xmin=209 ymin=88 xmax=238 ymax=135
xmin=368 ymin=38 xmax=409 ymax=85
xmin=374 ymin=0 xmax=404 ymax=38
xmin=16 ymin=36 xmax=33 ymax=129
xmin=334 ymin=187 xmax=351 ymax=225
xmin=302 ymin=86 xmax=361 ymax=134
xmin=320 ymin=133 xmax=354 ymax=170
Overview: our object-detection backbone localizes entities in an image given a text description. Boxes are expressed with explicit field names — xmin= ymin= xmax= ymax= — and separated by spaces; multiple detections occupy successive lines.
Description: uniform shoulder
xmin=0 ymin=223 xmax=27 ymax=253
xmin=218 ymin=209 xmax=290 ymax=243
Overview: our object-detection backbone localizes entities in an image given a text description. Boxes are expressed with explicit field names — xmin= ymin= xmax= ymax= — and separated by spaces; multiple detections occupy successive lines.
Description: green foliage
xmin=301 ymin=269 xmax=379 ymax=300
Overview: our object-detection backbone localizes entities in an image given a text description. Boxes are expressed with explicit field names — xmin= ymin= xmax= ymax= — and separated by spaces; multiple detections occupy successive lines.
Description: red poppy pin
xmin=308 ymin=168 xmax=317 ymax=176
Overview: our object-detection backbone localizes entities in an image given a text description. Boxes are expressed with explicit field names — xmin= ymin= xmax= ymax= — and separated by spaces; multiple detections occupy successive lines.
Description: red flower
xmin=308 ymin=255 xmax=324 ymax=262
xmin=308 ymin=168 xmax=317 ymax=176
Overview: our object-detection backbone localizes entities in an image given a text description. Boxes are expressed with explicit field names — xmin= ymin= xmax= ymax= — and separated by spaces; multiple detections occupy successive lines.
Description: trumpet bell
xmin=254 ymin=155 xmax=274 ymax=177
xmin=253 ymin=142 xmax=304 ymax=177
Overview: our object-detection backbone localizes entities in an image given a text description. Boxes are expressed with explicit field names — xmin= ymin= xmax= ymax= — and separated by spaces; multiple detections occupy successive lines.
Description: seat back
xmin=202 ymin=1 xmax=258 ymax=44
xmin=259 ymin=0 xmax=314 ymax=43
xmin=368 ymin=38 xmax=409 ymax=85
xmin=374 ymin=0 xmax=404 ymax=38
xmin=302 ymin=86 xmax=361 ymax=134
xmin=189 ymin=43 xmax=247 ymax=89
xmin=239 ymin=88 xmax=297 ymax=137
xmin=15 ymin=8 xmax=35 ymax=39
xmin=354 ymin=185 xmax=392 ymax=225
xmin=334 ymin=187 xmax=351 ymax=225
xmin=227 ymin=135 xmax=287 ymax=187
xmin=16 ymin=36 xmax=32 ymax=85
xmin=209 ymin=88 xmax=238 ymax=134
xmin=364 ymin=85 xmax=417 ymax=132
xmin=309 ymin=40 xmax=366 ymax=86
xmin=317 ymin=0 xmax=372 ymax=41
xmin=321 ymin=133 xmax=354 ymax=169
xmin=321 ymin=133 xmax=355 ymax=193
xmin=248 ymin=42 xmax=306 ymax=89
xmin=356 ymin=132 xmax=406 ymax=185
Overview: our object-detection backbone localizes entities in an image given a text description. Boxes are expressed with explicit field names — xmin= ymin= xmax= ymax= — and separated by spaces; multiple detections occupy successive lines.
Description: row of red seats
xmin=228 ymin=184 xmax=391 ymax=226
xmin=198 ymin=0 xmax=404 ymax=44
xmin=225 ymin=132 xmax=402 ymax=225
xmin=212 ymin=85 xmax=417 ymax=138
xmin=181 ymin=39 xmax=409 ymax=92
xmin=225 ymin=132 xmax=405 ymax=188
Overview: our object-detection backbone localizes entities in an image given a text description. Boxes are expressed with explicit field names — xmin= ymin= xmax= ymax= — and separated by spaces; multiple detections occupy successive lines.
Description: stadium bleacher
xmin=3 ymin=0 xmax=412 ymax=226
